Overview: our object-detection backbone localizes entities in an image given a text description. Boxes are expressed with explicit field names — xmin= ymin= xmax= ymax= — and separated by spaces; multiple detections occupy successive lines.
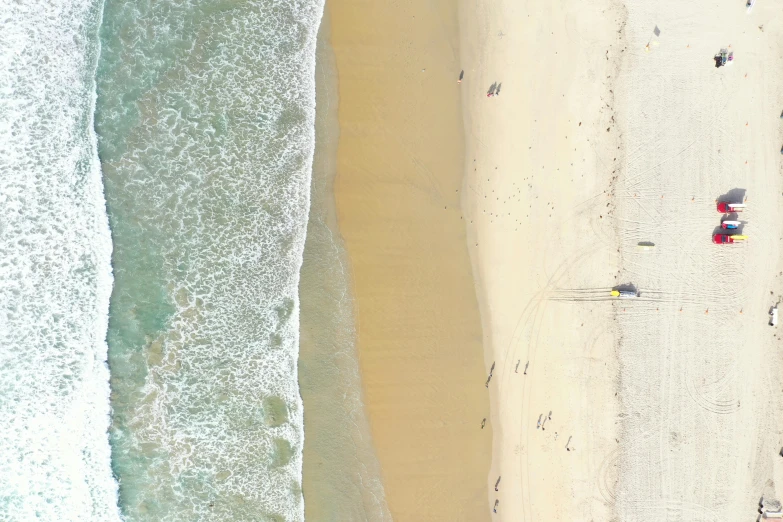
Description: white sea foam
xmin=94 ymin=0 xmax=326 ymax=519
xmin=0 ymin=0 xmax=120 ymax=520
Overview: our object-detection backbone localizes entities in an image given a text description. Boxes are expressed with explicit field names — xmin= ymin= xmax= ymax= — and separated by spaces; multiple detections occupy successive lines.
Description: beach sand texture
xmin=613 ymin=1 xmax=783 ymax=520
xmin=462 ymin=0 xmax=783 ymax=520
xmin=299 ymin=9 xmax=392 ymax=521
xmin=460 ymin=0 xmax=624 ymax=519
xmin=328 ymin=0 xmax=492 ymax=520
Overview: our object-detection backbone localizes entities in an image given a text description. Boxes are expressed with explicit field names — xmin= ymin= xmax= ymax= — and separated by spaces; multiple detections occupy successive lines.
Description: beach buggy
xmin=717 ymin=201 xmax=745 ymax=213
xmin=712 ymin=234 xmax=747 ymax=244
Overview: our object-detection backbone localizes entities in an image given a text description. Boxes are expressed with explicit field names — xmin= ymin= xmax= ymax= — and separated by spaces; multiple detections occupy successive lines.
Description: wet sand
xmin=299 ymin=9 xmax=392 ymax=521
xmin=328 ymin=0 xmax=492 ymax=519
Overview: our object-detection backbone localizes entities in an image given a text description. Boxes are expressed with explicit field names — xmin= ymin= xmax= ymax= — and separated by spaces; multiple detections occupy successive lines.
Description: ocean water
xmin=0 ymin=0 xmax=120 ymax=520
xmin=94 ymin=0 xmax=324 ymax=520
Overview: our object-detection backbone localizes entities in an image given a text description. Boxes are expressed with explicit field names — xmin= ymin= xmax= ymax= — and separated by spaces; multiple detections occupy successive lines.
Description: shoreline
xmin=299 ymin=6 xmax=392 ymax=520
xmin=328 ymin=0 xmax=493 ymax=519
xmin=302 ymin=0 xmax=783 ymax=518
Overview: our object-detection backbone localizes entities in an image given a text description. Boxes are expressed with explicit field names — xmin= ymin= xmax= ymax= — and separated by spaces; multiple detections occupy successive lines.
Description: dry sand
xmin=461 ymin=0 xmax=783 ymax=520
xmin=613 ymin=2 xmax=783 ymax=520
xmin=328 ymin=0 xmax=492 ymax=520
xmin=460 ymin=0 xmax=625 ymax=519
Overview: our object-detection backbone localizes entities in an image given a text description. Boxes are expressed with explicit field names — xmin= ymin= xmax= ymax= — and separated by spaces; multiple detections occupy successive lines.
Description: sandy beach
xmin=612 ymin=2 xmax=783 ymax=519
xmin=460 ymin=0 xmax=625 ymax=519
xmin=309 ymin=0 xmax=783 ymax=519
xmin=460 ymin=0 xmax=783 ymax=520
xmin=299 ymin=8 xmax=392 ymax=521
xmin=326 ymin=0 xmax=492 ymax=520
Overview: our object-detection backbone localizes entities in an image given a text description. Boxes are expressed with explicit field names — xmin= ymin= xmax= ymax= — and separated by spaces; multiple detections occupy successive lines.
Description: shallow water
xmin=95 ymin=0 xmax=324 ymax=519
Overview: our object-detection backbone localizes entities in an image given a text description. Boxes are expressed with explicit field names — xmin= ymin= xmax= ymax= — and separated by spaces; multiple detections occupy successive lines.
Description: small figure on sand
xmin=548 ymin=410 xmax=552 ymax=421
xmin=495 ymin=83 xmax=502 ymax=96
xmin=565 ymin=436 xmax=573 ymax=451
xmin=555 ymin=432 xmax=559 ymax=441
xmin=493 ymin=499 xmax=499 ymax=513
xmin=536 ymin=414 xmax=543 ymax=429
xmin=541 ymin=417 xmax=547 ymax=431
xmin=481 ymin=418 xmax=487 ymax=429
xmin=485 ymin=362 xmax=495 ymax=386
xmin=515 ymin=360 xmax=520 ymax=373
xmin=714 ymin=47 xmax=734 ymax=68
xmin=523 ymin=361 xmax=529 ymax=375
xmin=494 ymin=476 xmax=501 ymax=491
xmin=458 ymin=70 xmax=464 ymax=84
xmin=487 ymin=82 xmax=497 ymax=97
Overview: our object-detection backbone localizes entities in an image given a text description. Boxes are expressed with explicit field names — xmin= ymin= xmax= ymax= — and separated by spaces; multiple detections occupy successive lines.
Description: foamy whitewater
xmin=94 ymin=0 xmax=324 ymax=520
xmin=0 ymin=0 xmax=120 ymax=520
xmin=2 ymin=0 xmax=324 ymax=519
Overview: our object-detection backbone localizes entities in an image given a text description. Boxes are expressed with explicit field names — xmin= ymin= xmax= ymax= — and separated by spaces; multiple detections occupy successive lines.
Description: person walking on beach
xmin=523 ymin=361 xmax=529 ymax=375
xmin=494 ymin=476 xmax=501 ymax=491
xmin=485 ymin=362 xmax=495 ymax=387
xmin=481 ymin=418 xmax=486 ymax=429
xmin=515 ymin=360 xmax=520 ymax=373
xmin=493 ymin=499 xmax=499 ymax=513
xmin=487 ymin=82 xmax=497 ymax=98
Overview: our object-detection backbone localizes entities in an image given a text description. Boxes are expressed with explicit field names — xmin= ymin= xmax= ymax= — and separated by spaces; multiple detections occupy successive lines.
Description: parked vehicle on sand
xmin=717 ymin=201 xmax=745 ymax=213
xmin=712 ymin=234 xmax=747 ymax=244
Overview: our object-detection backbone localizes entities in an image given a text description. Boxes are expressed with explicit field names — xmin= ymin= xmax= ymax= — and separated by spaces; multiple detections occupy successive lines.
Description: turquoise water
xmin=94 ymin=0 xmax=324 ymax=520
xmin=2 ymin=0 xmax=325 ymax=519
xmin=0 ymin=0 xmax=119 ymax=520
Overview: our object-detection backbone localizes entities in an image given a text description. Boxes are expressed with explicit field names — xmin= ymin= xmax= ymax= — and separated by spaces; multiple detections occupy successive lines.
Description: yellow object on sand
xmin=611 ymin=290 xmax=620 ymax=297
